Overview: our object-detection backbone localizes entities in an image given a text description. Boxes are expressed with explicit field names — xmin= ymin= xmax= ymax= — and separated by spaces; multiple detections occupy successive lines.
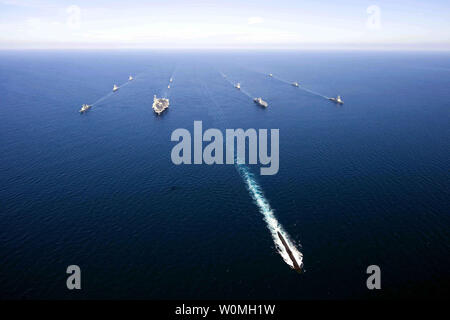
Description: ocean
xmin=0 ymin=50 xmax=449 ymax=299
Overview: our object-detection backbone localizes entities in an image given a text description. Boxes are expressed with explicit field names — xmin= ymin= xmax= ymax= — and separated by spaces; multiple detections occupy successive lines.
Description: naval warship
xmin=328 ymin=95 xmax=344 ymax=104
xmin=152 ymin=95 xmax=169 ymax=115
xmin=79 ymin=104 xmax=91 ymax=113
xmin=277 ymin=231 xmax=302 ymax=273
xmin=253 ymin=97 xmax=268 ymax=108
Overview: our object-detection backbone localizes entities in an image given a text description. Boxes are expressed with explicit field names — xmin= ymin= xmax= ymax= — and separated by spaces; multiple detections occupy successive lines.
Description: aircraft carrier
xmin=152 ymin=95 xmax=169 ymax=115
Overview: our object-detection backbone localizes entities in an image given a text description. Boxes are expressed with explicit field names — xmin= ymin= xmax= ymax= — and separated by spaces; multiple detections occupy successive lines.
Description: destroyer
xmin=328 ymin=95 xmax=344 ymax=104
xmin=292 ymin=82 xmax=299 ymax=87
xmin=113 ymin=84 xmax=119 ymax=92
xmin=152 ymin=95 xmax=169 ymax=115
xmin=235 ymin=82 xmax=241 ymax=89
xmin=253 ymin=97 xmax=268 ymax=108
xmin=79 ymin=104 xmax=91 ymax=113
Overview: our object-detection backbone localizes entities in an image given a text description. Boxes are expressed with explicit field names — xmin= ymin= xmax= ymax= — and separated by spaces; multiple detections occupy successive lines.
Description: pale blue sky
xmin=1 ymin=0 xmax=449 ymax=49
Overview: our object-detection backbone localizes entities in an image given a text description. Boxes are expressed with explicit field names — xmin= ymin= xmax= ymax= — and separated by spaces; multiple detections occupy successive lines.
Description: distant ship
xmin=253 ymin=97 xmax=268 ymax=108
xmin=328 ymin=95 xmax=344 ymax=104
xmin=79 ymin=104 xmax=91 ymax=113
xmin=128 ymin=75 xmax=133 ymax=81
xmin=113 ymin=84 xmax=119 ymax=92
xmin=169 ymin=78 xmax=173 ymax=83
xmin=152 ymin=95 xmax=169 ymax=115
xmin=168 ymin=84 xmax=170 ymax=89
xmin=235 ymin=82 xmax=241 ymax=89
xmin=269 ymin=73 xmax=273 ymax=77
xmin=292 ymin=82 xmax=299 ymax=87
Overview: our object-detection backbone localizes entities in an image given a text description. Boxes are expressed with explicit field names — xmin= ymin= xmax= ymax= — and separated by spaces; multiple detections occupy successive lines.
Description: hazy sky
xmin=1 ymin=0 xmax=449 ymax=49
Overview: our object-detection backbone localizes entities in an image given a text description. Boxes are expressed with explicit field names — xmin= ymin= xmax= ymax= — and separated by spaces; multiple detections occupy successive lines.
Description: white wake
xmin=219 ymin=71 xmax=254 ymax=99
xmin=271 ymin=74 xmax=329 ymax=99
xmin=236 ymin=163 xmax=303 ymax=271
xmin=91 ymin=78 xmax=133 ymax=107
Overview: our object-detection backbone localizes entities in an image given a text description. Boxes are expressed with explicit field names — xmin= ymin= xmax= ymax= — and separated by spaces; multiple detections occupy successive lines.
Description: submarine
xmin=277 ymin=231 xmax=302 ymax=273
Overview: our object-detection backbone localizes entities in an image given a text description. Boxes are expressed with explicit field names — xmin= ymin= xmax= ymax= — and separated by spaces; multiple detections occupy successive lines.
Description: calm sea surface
xmin=0 ymin=50 xmax=449 ymax=299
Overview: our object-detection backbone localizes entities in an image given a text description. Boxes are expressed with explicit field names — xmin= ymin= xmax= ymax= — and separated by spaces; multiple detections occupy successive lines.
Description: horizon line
xmin=1 ymin=46 xmax=450 ymax=52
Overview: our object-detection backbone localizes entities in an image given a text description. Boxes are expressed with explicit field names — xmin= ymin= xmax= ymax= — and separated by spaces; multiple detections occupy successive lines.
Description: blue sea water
xmin=0 ymin=50 xmax=449 ymax=299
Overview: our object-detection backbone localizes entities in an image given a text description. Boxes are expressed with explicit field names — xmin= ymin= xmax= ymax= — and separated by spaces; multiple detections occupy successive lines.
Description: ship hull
xmin=253 ymin=98 xmax=268 ymax=108
xmin=277 ymin=231 xmax=302 ymax=273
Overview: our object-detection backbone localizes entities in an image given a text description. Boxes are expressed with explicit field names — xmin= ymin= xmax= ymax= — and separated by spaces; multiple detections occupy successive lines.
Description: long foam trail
xmin=219 ymin=71 xmax=254 ymax=99
xmin=296 ymin=85 xmax=329 ymax=99
xmin=240 ymin=66 xmax=329 ymax=100
xmin=91 ymin=91 xmax=114 ymax=106
xmin=271 ymin=74 xmax=328 ymax=99
xmin=239 ymin=88 xmax=253 ymax=99
xmin=219 ymin=71 xmax=236 ymax=87
xmin=162 ymin=67 xmax=177 ymax=98
xmin=271 ymin=74 xmax=291 ymax=85
xmin=91 ymin=79 xmax=133 ymax=107
xmin=236 ymin=162 xmax=303 ymax=271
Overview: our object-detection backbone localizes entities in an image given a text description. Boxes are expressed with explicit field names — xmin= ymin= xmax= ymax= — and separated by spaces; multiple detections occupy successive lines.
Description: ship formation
xmin=75 ymin=70 xmax=346 ymax=275
xmin=78 ymin=72 xmax=343 ymax=115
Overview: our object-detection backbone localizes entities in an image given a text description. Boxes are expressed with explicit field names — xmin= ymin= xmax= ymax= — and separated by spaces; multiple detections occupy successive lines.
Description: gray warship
xmin=79 ymin=104 xmax=91 ymax=113
xmin=328 ymin=95 xmax=344 ymax=104
xmin=253 ymin=97 xmax=268 ymax=108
